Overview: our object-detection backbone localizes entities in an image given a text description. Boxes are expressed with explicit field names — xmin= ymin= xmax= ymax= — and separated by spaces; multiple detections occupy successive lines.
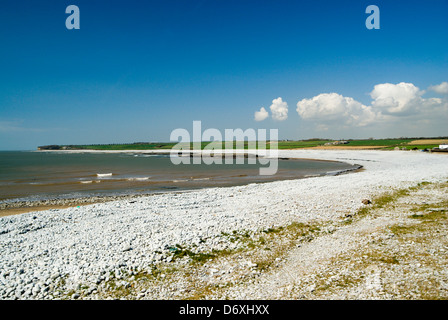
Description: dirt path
xmin=214 ymin=181 xmax=448 ymax=299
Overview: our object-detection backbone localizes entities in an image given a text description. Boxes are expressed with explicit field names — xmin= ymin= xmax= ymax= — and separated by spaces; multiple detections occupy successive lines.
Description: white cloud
xmin=270 ymin=97 xmax=288 ymax=121
xmin=254 ymin=107 xmax=269 ymax=122
xmin=370 ymin=82 xmax=424 ymax=114
xmin=370 ymin=82 xmax=447 ymax=116
xmin=296 ymin=93 xmax=379 ymax=127
xmin=316 ymin=124 xmax=329 ymax=131
xmin=429 ymin=82 xmax=448 ymax=95
xmin=296 ymin=82 xmax=448 ymax=132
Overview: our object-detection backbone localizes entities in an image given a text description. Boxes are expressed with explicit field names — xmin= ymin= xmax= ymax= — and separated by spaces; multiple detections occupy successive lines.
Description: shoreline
xmin=0 ymin=151 xmax=363 ymax=216
xmin=1 ymin=149 xmax=447 ymax=300
xmin=0 ymin=163 xmax=363 ymax=216
xmin=0 ymin=194 xmax=153 ymax=217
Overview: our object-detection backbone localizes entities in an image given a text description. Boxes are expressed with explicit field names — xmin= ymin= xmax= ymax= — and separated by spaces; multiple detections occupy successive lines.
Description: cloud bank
xmin=295 ymin=82 xmax=447 ymax=130
xmin=370 ymin=82 xmax=424 ymax=114
xmin=296 ymin=93 xmax=378 ymax=127
xmin=429 ymin=82 xmax=448 ymax=95
xmin=253 ymin=82 xmax=447 ymax=137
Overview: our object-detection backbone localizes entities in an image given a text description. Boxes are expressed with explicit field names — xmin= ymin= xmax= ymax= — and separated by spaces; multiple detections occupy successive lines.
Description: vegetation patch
xmin=66 ymin=180 xmax=448 ymax=300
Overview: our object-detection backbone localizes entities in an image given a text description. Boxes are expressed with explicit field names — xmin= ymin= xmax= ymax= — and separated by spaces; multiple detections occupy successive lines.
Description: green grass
xmin=390 ymin=204 xmax=447 ymax=237
xmin=348 ymin=184 xmax=432 ymax=225
xmin=275 ymin=140 xmax=330 ymax=149
xmin=56 ymin=140 xmax=329 ymax=150
xmin=344 ymin=139 xmax=413 ymax=146
xmin=175 ymin=248 xmax=230 ymax=263
xmin=71 ymin=143 xmax=176 ymax=150
xmin=45 ymin=138 xmax=442 ymax=151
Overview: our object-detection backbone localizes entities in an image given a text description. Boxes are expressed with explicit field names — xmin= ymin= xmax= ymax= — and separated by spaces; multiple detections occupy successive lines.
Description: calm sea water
xmin=0 ymin=151 xmax=356 ymax=202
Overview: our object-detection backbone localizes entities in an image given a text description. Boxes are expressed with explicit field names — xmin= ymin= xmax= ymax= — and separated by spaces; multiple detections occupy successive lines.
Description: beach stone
xmin=428 ymin=208 xmax=447 ymax=212
xmin=1 ymin=149 xmax=448 ymax=299
xmin=209 ymin=268 xmax=219 ymax=274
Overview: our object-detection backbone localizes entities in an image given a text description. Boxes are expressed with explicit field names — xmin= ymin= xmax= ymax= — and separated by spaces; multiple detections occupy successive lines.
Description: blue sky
xmin=0 ymin=0 xmax=447 ymax=150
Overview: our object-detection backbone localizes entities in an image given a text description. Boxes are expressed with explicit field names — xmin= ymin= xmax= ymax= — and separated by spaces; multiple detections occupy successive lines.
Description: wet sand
xmin=1 ymin=205 xmax=75 ymax=217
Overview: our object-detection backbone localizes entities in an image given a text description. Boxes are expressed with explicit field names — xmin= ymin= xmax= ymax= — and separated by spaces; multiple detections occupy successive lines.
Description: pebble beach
xmin=1 ymin=149 xmax=447 ymax=299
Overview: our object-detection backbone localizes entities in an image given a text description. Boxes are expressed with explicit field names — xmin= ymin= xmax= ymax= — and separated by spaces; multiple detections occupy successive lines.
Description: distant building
xmin=324 ymin=140 xmax=349 ymax=146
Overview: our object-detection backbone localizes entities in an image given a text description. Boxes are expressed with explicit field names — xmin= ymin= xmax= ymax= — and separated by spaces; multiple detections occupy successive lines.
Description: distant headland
xmin=37 ymin=137 xmax=448 ymax=152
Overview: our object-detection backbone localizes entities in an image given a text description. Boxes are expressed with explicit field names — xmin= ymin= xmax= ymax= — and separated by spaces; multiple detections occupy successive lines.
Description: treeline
xmin=75 ymin=142 xmax=153 ymax=146
xmin=37 ymin=142 xmax=160 ymax=150
xmin=37 ymin=136 xmax=448 ymax=151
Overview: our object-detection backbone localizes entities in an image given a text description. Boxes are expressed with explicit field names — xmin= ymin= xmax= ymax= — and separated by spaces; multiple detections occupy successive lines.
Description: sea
xmin=0 ymin=151 xmax=357 ymax=203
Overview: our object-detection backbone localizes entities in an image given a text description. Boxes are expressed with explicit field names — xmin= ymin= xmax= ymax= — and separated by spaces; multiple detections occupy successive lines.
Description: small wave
xmin=193 ymin=177 xmax=211 ymax=181
xmin=127 ymin=177 xmax=150 ymax=181
xmin=80 ymin=180 xmax=93 ymax=184
xmin=172 ymin=179 xmax=188 ymax=183
xmin=97 ymin=173 xmax=113 ymax=177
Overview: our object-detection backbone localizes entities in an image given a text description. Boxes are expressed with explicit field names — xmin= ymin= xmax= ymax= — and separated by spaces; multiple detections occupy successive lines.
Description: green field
xmin=38 ymin=138 xmax=446 ymax=151
xmin=72 ymin=143 xmax=175 ymax=150
xmin=54 ymin=140 xmax=330 ymax=150
xmin=274 ymin=140 xmax=331 ymax=149
xmin=341 ymin=139 xmax=413 ymax=146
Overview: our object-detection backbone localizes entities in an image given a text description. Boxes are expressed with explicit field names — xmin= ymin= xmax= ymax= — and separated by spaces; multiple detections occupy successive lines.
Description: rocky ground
xmin=215 ymin=181 xmax=448 ymax=300
xmin=1 ymin=150 xmax=447 ymax=300
xmin=91 ymin=180 xmax=448 ymax=300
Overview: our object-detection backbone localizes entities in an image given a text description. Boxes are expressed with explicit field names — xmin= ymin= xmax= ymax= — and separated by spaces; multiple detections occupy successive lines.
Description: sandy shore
xmin=1 ymin=149 xmax=447 ymax=300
